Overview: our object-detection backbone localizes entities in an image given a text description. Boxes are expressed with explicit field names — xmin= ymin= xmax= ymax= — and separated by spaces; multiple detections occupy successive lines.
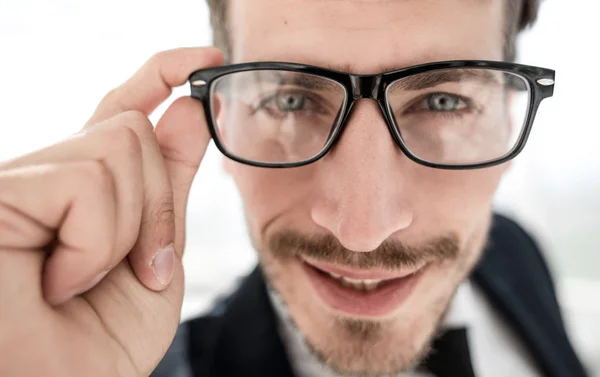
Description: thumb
xmin=155 ymin=96 xmax=211 ymax=256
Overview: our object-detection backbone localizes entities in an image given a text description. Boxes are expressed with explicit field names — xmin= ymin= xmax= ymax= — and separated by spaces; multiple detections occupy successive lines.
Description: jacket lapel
xmin=471 ymin=214 xmax=588 ymax=377
xmin=209 ymin=267 xmax=295 ymax=377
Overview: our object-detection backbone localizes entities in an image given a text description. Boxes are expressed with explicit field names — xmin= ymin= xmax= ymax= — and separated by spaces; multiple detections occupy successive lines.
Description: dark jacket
xmin=151 ymin=214 xmax=589 ymax=377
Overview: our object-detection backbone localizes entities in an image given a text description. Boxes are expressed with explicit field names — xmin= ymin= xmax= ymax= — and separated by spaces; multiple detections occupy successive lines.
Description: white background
xmin=0 ymin=0 xmax=598 ymax=374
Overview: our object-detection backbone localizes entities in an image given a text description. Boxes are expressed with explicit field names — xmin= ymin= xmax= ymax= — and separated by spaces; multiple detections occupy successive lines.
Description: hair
xmin=206 ymin=0 xmax=540 ymax=64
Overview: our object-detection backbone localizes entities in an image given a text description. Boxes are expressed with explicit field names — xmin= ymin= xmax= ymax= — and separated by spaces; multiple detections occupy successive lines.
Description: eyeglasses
xmin=188 ymin=60 xmax=554 ymax=170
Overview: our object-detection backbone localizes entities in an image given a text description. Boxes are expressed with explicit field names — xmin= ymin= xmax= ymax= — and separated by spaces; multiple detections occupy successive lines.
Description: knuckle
xmin=121 ymin=109 xmax=151 ymax=127
xmin=99 ymin=87 xmax=121 ymax=107
xmin=148 ymin=50 xmax=167 ymax=67
xmin=120 ymin=110 xmax=154 ymax=138
xmin=76 ymin=160 xmax=113 ymax=193
xmin=106 ymin=125 xmax=143 ymax=158
xmin=151 ymin=194 xmax=175 ymax=227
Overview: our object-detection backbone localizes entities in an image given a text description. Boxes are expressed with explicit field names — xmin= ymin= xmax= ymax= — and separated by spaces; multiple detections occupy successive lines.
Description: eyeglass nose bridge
xmin=332 ymin=74 xmax=405 ymax=161
xmin=350 ymin=75 xmax=383 ymax=100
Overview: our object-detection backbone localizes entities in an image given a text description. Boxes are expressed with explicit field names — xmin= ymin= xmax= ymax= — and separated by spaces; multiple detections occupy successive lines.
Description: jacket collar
xmin=471 ymin=214 xmax=588 ymax=377
xmin=210 ymin=267 xmax=296 ymax=377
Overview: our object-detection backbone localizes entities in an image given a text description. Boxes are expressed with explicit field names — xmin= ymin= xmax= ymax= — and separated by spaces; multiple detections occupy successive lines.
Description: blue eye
xmin=252 ymin=90 xmax=326 ymax=119
xmin=426 ymin=93 xmax=467 ymax=112
xmin=276 ymin=92 xmax=306 ymax=112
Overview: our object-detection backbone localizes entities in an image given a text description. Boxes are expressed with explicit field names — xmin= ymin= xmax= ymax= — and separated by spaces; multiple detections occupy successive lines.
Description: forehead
xmin=228 ymin=0 xmax=505 ymax=74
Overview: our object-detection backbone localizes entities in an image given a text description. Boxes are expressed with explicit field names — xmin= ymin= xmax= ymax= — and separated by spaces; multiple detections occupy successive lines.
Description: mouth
xmin=299 ymin=257 xmax=426 ymax=318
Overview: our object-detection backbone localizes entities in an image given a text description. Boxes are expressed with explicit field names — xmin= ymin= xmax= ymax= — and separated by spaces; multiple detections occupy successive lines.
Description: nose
xmin=310 ymin=100 xmax=414 ymax=252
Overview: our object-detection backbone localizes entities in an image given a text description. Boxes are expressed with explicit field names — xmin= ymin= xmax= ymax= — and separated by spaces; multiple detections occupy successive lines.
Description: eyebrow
xmin=387 ymin=69 xmax=501 ymax=92
xmin=226 ymin=66 xmax=503 ymax=94
xmin=265 ymin=67 xmax=500 ymax=91
xmin=238 ymin=70 xmax=342 ymax=92
xmin=289 ymin=73 xmax=341 ymax=91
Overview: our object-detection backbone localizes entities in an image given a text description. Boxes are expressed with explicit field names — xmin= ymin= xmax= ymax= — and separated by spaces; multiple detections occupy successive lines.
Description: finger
xmin=74 ymin=111 xmax=176 ymax=291
xmin=2 ymin=111 xmax=177 ymax=292
xmin=85 ymin=47 xmax=224 ymax=127
xmin=0 ymin=201 xmax=54 ymax=250
xmin=110 ymin=111 xmax=177 ymax=291
xmin=1 ymin=118 xmax=144 ymax=263
xmin=154 ymin=96 xmax=212 ymax=256
xmin=0 ymin=161 xmax=117 ymax=305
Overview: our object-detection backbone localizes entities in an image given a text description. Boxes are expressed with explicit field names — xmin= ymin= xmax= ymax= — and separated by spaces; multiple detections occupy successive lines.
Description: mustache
xmin=268 ymin=231 xmax=460 ymax=270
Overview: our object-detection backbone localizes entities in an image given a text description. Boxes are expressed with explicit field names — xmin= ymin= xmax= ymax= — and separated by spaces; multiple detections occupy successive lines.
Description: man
xmin=0 ymin=1 xmax=589 ymax=377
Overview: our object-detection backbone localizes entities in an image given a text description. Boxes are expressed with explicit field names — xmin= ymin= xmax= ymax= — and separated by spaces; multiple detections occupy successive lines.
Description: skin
xmin=0 ymin=1 xmax=514 ymax=376
xmin=223 ymin=0 xmax=511 ymax=374
xmin=0 ymin=48 xmax=224 ymax=376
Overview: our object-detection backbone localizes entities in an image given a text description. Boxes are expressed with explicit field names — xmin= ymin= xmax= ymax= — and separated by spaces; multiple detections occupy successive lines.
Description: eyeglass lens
xmin=209 ymin=68 xmax=529 ymax=166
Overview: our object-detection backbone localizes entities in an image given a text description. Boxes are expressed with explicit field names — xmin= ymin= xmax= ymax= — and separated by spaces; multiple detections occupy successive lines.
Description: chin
xmin=262 ymin=254 xmax=464 ymax=376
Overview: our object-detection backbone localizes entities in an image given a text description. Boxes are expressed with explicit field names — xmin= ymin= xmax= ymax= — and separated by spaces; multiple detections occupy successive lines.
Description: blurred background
xmin=0 ymin=0 xmax=598 ymax=374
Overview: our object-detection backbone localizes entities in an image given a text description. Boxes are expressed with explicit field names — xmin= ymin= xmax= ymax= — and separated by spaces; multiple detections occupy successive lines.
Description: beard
xmin=255 ymin=229 xmax=471 ymax=377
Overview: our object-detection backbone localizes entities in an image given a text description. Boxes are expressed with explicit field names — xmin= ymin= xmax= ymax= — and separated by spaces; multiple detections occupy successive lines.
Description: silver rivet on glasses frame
xmin=192 ymin=79 xmax=207 ymax=86
xmin=536 ymin=78 xmax=554 ymax=86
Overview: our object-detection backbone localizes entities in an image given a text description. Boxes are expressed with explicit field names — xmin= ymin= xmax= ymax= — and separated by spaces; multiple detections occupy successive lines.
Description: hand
xmin=0 ymin=47 xmax=223 ymax=377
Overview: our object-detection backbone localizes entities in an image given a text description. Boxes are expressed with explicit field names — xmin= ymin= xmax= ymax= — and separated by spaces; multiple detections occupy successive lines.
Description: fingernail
xmin=50 ymin=270 xmax=109 ymax=306
xmin=152 ymin=244 xmax=175 ymax=285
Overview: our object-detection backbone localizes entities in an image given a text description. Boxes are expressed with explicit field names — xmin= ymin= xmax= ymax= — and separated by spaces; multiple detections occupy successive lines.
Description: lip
xmin=300 ymin=258 xmax=426 ymax=318
xmin=302 ymin=257 xmax=426 ymax=281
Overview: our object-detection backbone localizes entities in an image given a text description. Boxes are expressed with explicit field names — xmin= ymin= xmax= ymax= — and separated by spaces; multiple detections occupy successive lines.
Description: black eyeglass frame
xmin=189 ymin=60 xmax=555 ymax=170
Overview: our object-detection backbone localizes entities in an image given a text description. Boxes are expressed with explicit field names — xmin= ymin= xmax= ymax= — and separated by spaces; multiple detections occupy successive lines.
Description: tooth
xmin=364 ymin=281 xmax=379 ymax=291
xmin=343 ymin=279 xmax=360 ymax=290
xmin=353 ymin=282 xmax=365 ymax=291
xmin=330 ymin=276 xmax=383 ymax=291
xmin=341 ymin=278 xmax=354 ymax=288
xmin=345 ymin=277 xmax=363 ymax=285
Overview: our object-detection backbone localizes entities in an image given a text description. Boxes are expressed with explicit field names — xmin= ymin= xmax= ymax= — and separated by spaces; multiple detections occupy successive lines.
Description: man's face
xmin=224 ymin=0 xmax=508 ymax=374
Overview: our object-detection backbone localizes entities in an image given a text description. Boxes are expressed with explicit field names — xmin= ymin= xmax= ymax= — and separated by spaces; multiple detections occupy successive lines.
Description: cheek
xmin=228 ymin=163 xmax=318 ymax=232
xmin=412 ymin=165 xmax=507 ymax=226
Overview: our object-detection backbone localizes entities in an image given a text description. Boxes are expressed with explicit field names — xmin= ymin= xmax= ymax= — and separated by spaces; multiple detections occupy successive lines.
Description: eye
xmin=251 ymin=89 xmax=325 ymax=118
xmin=275 ymin=92 xmax=306 ymax=112
xmin=424 ymin=93 xmax=467 ymax=112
